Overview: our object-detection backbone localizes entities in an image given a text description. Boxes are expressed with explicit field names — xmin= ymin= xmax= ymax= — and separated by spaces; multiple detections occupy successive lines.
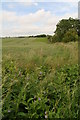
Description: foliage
xmin=62 ymin=28 xmax=78 ymax=42
xmin=48 ymin=18 xmax=79 ymax=43
xmin=47 ymin=35 xmax=52 ymax=42
xmin=2 ymin=61 xmax=79 ymax=119
xmin=49 ymin=35 xmax=59 ymax=43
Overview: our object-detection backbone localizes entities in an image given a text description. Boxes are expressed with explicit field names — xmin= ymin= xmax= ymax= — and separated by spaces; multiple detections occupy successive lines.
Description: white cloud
xmin=19 ymin=2 xmax=38 ymax=6
xmin=1 ymin=0 xmax=79 ymax=2
xmin=1 ymin=9 xmax=77 ymax=37
xmin=2 ymin=0 xmax=34 ymax=2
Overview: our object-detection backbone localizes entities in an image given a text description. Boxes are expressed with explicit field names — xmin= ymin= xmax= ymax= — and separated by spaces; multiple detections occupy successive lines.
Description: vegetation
xmin=2 ymin=37 xmax=79 ymax=119
xmin=34 ymin=34 xmax=47 ymax=37
xmin=2 ymin=61 xmax=79 ymax=119
xmin=62 ymin=28 xmax=78 ymax=42
xmin=48 ymin=18 xmax=79 ymax=43
xmin=2 ymin=17 xmax=80 ymax=119
xmin=2 ymin=37 xmax=78 ymax=68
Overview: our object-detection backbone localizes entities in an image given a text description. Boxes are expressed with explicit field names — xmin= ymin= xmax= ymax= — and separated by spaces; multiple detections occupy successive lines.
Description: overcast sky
xmin=0 ymin=0 xmax=79 ymax=37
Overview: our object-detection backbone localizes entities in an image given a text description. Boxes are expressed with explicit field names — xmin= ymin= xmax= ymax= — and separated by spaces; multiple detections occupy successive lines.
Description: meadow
xmin=2 ymin=37 xmax=79 ymax=119
xmin=2 ymin=37 xmax=78 ymax=69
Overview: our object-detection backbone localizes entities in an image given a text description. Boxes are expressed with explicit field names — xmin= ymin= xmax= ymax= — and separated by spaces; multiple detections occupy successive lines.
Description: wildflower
xmin=8 ymin=110 xmax=11 ymax=113
xmin=45 ymin=115 xmax=48 ymax=119
xmin=39 ymin=71 xmax=42 ymax=75
xmin=38 ymin=97 xmax=41 ymax=101
xmin=45 ymin=111 xmax=47 ymax=114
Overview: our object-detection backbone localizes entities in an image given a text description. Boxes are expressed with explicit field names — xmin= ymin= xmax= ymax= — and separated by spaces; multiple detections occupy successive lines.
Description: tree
xmin=54 ymin=18 xmax=79 ymax=42
xmin=47 ymin=18 xmax=79 ymax=43
xmin=62 ymin=28 xmax=78 ymax=42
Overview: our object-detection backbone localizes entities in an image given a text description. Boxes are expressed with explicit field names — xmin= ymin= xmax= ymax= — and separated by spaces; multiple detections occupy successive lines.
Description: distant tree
xmin=35 ymin=34 xmax=46 ymax=37
xmin=18 ymin=36 xmax=25 ymax=38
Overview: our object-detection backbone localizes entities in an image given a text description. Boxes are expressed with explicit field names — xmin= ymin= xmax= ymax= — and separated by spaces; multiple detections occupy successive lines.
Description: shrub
xmin=62 ymin=28 xmax=78 ymax=42
xmin=51 ymin=35 xmax=59 ymax=43
xmin=47 ymin=35 xmax=52 ymax=42
xmin=47 ymin=35 xmax=59 ymax=43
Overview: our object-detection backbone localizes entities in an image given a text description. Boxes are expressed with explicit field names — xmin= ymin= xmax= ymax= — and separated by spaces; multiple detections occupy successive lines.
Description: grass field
xmin=2 ymin=37 xmax=78 ymax=69
xmin=2 ymin=37 xmax=79 ymax=119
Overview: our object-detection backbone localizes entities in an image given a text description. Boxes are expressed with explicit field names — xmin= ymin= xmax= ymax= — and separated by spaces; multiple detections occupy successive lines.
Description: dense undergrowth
xmin=2 ymin=61 xmax=79 ymax=119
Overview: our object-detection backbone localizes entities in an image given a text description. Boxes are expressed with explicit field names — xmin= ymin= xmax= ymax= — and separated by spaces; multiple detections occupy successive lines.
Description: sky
xmin=0 ymin=0 xmax=79 ymax=37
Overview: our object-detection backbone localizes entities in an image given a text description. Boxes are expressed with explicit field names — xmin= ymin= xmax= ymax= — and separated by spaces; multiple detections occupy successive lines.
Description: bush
xmin=47 ymin=35 xmax=52 ymax=42
xmin=62 ymin=28 xmax=78 ymax=42
xmin=47 ymin=35 xmax=59 ymax=43
xmin=51 ymin=35 xmax=59 ymax=43
xmin=47 ymin=35 xmax=52 ymax=41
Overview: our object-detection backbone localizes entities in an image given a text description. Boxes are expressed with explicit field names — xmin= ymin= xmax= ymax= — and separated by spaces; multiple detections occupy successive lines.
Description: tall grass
xmin=2 ymin=37 xmax=78 ymax=69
